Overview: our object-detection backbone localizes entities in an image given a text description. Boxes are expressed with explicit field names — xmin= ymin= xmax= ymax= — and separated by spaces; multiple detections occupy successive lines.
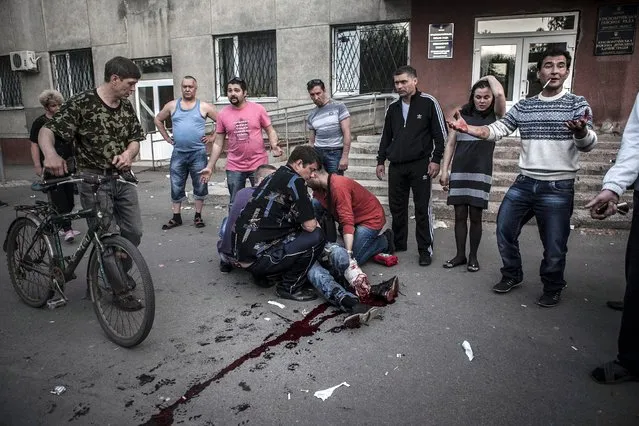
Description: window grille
xmin=215 ymin=31 xmax=277 ymax=99
xmin=333 ymin=22 xmax=409 ymax=95
xmin=51 ymin=49 xmax=95 ymax=100
xmin=0 ymin=55 xmax=23 ymax=108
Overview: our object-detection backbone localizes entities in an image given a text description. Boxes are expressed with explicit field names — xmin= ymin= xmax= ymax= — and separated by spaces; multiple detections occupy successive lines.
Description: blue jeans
xmin=226 ymin=170 xmax=255 ymax=207
xmin=312 ymin=200 xmax=387 ymax=264
xmin=315 ymin=147 xmax=344 ymax=175
xmin=307 ymin=243 xmax=355 ymax=310
xmin=496 ymin=174 xmax=574 ymax=292
xmin=170 ymin=149 xmax=208 ymax=203
xmin=353 ymin=225 xmax=388 ymax=265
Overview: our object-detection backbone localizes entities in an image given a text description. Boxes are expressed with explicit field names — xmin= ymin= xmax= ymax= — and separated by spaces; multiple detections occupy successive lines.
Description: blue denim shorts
xmin=170 ymin=149 xmax=209 ymax=203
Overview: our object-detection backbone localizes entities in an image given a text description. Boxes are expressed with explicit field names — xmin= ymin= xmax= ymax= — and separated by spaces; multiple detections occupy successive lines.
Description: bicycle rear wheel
xmin=5 ymin=217 xmax=54 ymax=307
xmin=87 ymin=235 xmax=155 ymax=347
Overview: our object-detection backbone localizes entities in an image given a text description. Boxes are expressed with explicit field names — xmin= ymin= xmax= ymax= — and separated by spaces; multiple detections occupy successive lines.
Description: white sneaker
xmin=64 ymin=230 xmax=75 ymax=243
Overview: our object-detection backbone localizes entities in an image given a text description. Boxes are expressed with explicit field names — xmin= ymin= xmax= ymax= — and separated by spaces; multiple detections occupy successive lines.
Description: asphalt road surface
xmin=0 ymin=170 xmax=637 ymax=425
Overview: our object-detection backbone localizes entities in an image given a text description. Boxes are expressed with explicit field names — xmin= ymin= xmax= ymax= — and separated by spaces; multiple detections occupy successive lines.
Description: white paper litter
xmin=433 ymin=220 xmax=448 ymax=229
xmin=571 ymin=345 xmax=578 ymax=351
xmin=182 ymin=206 xmax=193 ymax=210
xmin=570 ymin=224 xmax=575 ymax=230
xmin=409 ymin=215 xmax=415 ymax=219
xmin=287 ymin=392 xmax=290 ymax=400
xmin=188 ymin=260 xmax=196 ymax=264
xmin=521 ymin=304 xmax=527 ymax=308
xmin=268 ymin=300 xmax=286 ymax=309
xmin=313 ymin=382 xmax=350 ymax=401
xmin=461 ymin=340 xmax=474 ymax=361
xmin=50 ymin=385 xmax=66 ymax=395
xmin=264 ymin=317 xmax=271 ymax=321
xmin=417 ymin=292 xmax=421 ymax=296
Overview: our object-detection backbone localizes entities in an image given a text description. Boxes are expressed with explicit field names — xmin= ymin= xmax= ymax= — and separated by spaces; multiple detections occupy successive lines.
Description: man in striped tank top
xmin=155 ymin=76 xmax=218 ymax=230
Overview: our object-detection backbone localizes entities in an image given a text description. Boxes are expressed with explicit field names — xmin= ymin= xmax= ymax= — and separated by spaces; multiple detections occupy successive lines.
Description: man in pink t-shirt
xmin=200 ymin=77 xmax=282 ymax=206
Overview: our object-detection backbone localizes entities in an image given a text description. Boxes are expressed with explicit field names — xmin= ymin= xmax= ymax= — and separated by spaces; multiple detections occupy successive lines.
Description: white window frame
xmin=475 ymin=11 xmax=580 ymax=39
xmin=331 ymin=22 xmax=411 ymax=98
xmin=214 ymin=34 xmax=277 ymax=104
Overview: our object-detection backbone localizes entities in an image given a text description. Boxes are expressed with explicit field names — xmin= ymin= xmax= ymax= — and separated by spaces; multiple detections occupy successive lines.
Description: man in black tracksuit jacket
xmin=376 ymin=66 xmax=447 ymax=266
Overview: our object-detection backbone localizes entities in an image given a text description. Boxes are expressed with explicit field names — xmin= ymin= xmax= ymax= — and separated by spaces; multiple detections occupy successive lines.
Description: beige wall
xmin=0 ymin=0 xmax=410 ymax=143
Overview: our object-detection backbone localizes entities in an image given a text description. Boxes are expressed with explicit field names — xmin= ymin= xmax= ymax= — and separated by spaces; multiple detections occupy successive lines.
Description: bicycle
xmin=3 ymin=172 xmax=155 ymax=347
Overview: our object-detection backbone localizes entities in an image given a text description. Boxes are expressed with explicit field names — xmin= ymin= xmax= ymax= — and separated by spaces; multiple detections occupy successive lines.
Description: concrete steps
xmin=203 ymin=134 xmax=629 ymax=230
xmin=349 ymin=134 xmax=630 ymax=230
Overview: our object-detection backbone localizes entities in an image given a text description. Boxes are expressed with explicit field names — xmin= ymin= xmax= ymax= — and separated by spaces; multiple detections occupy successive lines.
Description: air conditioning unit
xmin=10 ymin=50 xmax=38 ymax=72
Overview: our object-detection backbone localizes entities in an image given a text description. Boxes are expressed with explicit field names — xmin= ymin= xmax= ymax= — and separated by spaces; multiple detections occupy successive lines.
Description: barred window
xmin=51 ymin=49 xmax=95 ymax=100
xmin=215 ymin=31 xmax=277 ymax=99
xmin=333 ymin=22 xmax=409 ymax=95
xmin=0 ymin=55 xmax=23 ymax=108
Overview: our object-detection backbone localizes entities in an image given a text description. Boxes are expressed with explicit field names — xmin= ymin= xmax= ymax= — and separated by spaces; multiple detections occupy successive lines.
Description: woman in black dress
xmin=440 ymin=76 xmax=505 ymax=272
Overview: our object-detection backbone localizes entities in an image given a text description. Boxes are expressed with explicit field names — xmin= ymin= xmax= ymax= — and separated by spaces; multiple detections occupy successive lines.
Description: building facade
xmin=0 ymin=0 xmax=410 ymax=164
xmin=411 ymin=1 xmax=639 ymax=130
xmin=0 ymin=0 xmax=637 ymax=166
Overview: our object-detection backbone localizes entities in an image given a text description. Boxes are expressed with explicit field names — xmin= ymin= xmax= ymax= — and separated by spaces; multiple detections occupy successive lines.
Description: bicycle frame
xmin=14 ymin=178 xmax=115 ymax=285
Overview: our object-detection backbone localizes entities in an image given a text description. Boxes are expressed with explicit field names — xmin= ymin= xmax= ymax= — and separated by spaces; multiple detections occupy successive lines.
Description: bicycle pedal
xmin=47 ymin=298 xmax=67 ymax=309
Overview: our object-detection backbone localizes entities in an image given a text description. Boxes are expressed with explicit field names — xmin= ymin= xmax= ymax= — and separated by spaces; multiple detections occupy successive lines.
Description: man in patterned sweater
xmin=448 ymin=47 xmax=597 ymax=307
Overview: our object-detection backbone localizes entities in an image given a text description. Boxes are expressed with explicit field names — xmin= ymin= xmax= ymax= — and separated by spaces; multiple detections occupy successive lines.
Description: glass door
xmin=472 ymin=38 xmax=523 ymax=110
xmin=520 ymin=36 xmax=575 ymax=99
xmin=134 ymin=79 xmax=174 ymax=161
xmin=473 ymin=35 xmax=576 ymax=109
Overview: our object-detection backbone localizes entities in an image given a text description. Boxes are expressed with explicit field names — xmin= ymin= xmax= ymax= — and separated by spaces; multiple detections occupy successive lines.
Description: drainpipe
xmin=284 ymin=108 xmax=290 ymax=157
xmin=372 ymin=93 xmax=378 ymax=134
xmin=0 ymin=144 xmax=5 ymax=182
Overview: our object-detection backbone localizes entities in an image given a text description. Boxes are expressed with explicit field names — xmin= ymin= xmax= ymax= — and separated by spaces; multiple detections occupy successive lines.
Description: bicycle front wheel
xmin=5 ymin=216 xmax=54 ymax=307
xmin=87 ymin=235 xmax=155 ymax=347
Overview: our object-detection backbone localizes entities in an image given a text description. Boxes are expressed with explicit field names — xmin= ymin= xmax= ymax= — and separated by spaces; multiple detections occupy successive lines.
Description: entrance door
xmin=520 ymin=36 xmax=574 ymax=99
xmin=472 ymin=38 xmax=523 ymax=110
xmin=473 ymin=35 xmax=575 ymax=109
xmin=134 ymin=79 xmax=174 ymax=162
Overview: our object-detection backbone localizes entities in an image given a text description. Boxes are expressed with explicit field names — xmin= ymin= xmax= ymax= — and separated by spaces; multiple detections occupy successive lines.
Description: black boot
xmin=369 ymin=276 xmax=399 ymax=302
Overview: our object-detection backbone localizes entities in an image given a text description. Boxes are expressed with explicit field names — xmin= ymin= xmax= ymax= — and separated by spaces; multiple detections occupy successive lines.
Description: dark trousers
xmin=388 ymin=160 xmax=433 ymax=254
xmin=79 ymin=180 xmax=143 ymax=247
xmin=248 ymin=228 xmax=325 ymax=293
xmin=48 ymin=183 xmax=75 ymax=230
xmin=619 ymin=191 xmax=639 ymax=372
xmin=496 ymin=175 xmax=574 ymax=292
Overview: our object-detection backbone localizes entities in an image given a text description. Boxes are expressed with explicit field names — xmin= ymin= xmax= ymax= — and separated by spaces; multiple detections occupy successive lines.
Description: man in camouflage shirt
xmin=39 ymin=56 xmax=146 ymax=310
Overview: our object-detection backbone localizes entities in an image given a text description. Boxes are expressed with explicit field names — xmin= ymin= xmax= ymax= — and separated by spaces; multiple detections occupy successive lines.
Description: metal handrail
xmin=267 ymin=92 xmax=396 ymax=155
xmin=141 ymin=92 xmax=396 ymax=168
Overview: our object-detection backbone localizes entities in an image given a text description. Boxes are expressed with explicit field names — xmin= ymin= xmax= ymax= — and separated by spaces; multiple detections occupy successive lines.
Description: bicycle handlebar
xmin=31 ymin=172 xmax=133 ymax=193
